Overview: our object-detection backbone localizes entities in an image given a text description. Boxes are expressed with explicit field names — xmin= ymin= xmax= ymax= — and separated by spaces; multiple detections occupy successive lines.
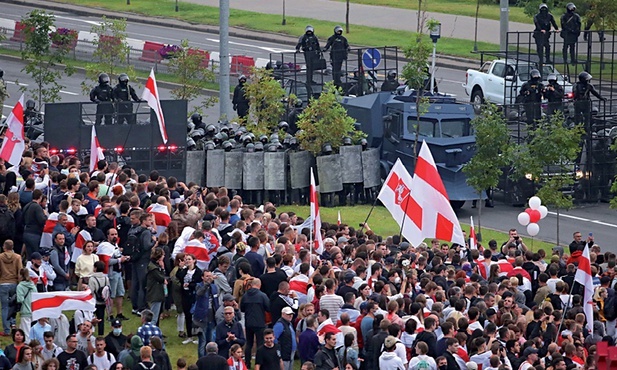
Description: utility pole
xmin=219 ymin=0 xmax=231 ymax=121
xmin=499 ymin=0 xmax=509 ymax=52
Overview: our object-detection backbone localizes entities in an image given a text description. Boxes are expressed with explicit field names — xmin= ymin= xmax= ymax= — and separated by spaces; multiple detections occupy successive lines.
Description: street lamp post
xmin=429 ymin=22 xmax=441 ymax=94
xmin=282 ymin=0 xmax=286 ymax=25
xmin=175 ymin=0 xmax=179 ymax=12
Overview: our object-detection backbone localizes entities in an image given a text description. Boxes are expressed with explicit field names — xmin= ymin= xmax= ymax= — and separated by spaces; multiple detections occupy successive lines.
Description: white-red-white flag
xmin=40 ymin=213 xmax=75 ymax=249
xmin=184 ymin=239 xmax=211 ymax=270
xmin=96 ymin=241 xmax=116 ymax=274
xmin=469 ymin=216 xmax=477 ymax=250
xmin=310 ymin=168 xmax=324 ymax=255
xmin=71 ymin=230 xmax=92 ymax=263
xmin=377 ymin=159 xmax=424 ymax=247
xmin=574 ymin=245 xmax=594 ymax=333
xmin=32 ymin=289 xmax=96 ymax=320
xmin=411 ymin=141 xmax=465 ymax=246
xmin=142 ymin=68 xmax=168 ymax=144
xmin=89 ymin=125 xmax=105 ymax=173
xmin=337 ymin=211 xmax=341 ymax=227
xmin=147 ymin=203 xmax=171 ymax=235
xmin=0 ymin=94 xmax=25 ymax=166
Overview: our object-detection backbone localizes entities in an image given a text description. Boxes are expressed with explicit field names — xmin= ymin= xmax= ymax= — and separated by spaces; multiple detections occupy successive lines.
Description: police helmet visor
xmin=334 ymin=26 xmax=343 ymax=34
xmin=566 ymin=3 xmax=575 ymax=10
xmin=119 ymin=74 xmax=129 ymax=83
xmin=530 ymin=69 xmax=541 ymax=79
xmin=539 ymin=3 xmax=548 ymax=10
xmin=305 ymin=26 xmax=314 ymax=33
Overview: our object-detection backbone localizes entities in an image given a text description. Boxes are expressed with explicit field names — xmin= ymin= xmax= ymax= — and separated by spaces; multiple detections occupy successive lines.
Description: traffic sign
xmin=362 ymin=48 xmax=381 ymax=69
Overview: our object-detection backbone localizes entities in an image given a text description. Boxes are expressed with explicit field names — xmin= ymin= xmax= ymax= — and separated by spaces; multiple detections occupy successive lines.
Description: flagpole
xmin=398 ymin=195 xmax=411 ymax=242
xmin=359 ymin=196 xmax=379 ymax=234
xmin=556 ymin=280 xmax=578 ymax=337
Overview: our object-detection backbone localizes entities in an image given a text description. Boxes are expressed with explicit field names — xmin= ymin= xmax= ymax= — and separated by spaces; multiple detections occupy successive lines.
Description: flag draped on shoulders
xmin=147 ymin=203 xmax=171 ymax=235
xmin=71 ymin=230 xmax=92 ymax=263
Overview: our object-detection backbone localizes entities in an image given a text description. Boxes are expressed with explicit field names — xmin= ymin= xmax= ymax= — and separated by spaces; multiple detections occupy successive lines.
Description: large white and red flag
xmin=469 ymin=216 xmax=477 ymax=250
xmin=32 ymin=289 xmax=95 ymax=320
xmin=89 ymin=125 xmax=105 ymax=173
xmin=71 ymin=230 xmax=92 ymax=263
xmin=40 ymin=213 xmax=75 ymax=249
xmin=411 ymin=141 xmax=465 ymax=246
xmin=378 ymin=159 xmax=424 ymax=247
xmin=183 ymin=239 xmax=211 ymax=270
xmin=147 ymin=203 xmax=171 ymax=235
xmin=142 ymin=68 xmax=168 ymax=144
xmin=0 ymin=94 xmax=26 ymax=166
xmin=96 ymin=241 xmax=116 ymax=274
xmin=574 ymin=245 xmax=594 ymax=333
xmin=310 ymin=168 xmax=324 ymax=255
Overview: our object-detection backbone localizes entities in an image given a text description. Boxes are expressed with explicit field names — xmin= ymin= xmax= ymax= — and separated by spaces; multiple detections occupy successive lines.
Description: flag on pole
xmin=32 ymin=289 xmax=96 ymax=321
xmin=574 ymin=245 xmax=594 ymax=333
xmin=0 ymin=94 xmax=25 ymax=166
xmin=410 ymin=141 xmax=466 ymax=246
xmin=337 ymin=211 xmax=341 ymax=227
xmin=142 ymin=68 xmax=168 ymax=144
xmin=469 ymin=216 xmax=477 ymax=250
xmin=377 ymin=159 xmax=424 ymax=247
xmin=89 ymin=125 xmax=105 ymax=173
xmin=310 ymin=168 xmax=324 ymax=255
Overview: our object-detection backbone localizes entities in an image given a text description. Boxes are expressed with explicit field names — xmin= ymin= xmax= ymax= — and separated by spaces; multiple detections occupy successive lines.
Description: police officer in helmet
xmin=232 ymin=75 xmax=250 ymax=120
xmin=323 ymin=25 xmax=350 ymax=88
xmin=23 ymin=99 xmax=40 ymax=123
xmin=381 ymin=70 xmax=399 ymax=92
xmin=573 ymin=71 xmax=606 ymax=127
xmin=113 ymin=73 xmax=142 ymax=125
xmin=296 ymin=25 xmax=321 ymax=84
xmin=90 ymin=73 xmax=114 ymax=125
xmin=533 ymin=3 xmax=558 ymax=65
xmin=544 ymin=73 xmax=564 ymax=116
xmin=518 ymin=69 xmax=543 ymax=125
xmin=560 ymin=2 xmax=581 ymax=64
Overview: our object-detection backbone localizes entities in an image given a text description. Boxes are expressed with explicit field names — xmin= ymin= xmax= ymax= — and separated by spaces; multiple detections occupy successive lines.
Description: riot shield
xmin=316 ymin=154 xmax=343 ymax=193
xmin=339 ymin=145 xmax=363 ymax=184
xmin=205 ymin=149 xmax=225 ymax=187
xmin=264 ymin=151 xmax=288 ymax=191
xmin=185 ymin=150 xmax=206 ymax=186
xmin=243 ymin=152 xmax=265 ymax=190
xmin=224 ymin=151 xmax=243 ymax=189
xmin=362 ymin=148 xmax=381 ymax=188
xmin=289 ymin=151 xmax=313 ymax=189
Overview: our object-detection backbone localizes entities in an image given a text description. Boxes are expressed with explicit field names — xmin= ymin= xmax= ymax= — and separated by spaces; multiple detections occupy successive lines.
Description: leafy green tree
xmin=167 ymin=39 xmax=217 ymax=116
xmin=296 ymin=82 xmax=364 ymax=156
xmin=242 ymin=68 xmax=286 ymax=136
xmin=81 ymin=17 xmax=136 ymax=94
xmin=511 ymin=112 xmax=583 ymax=244
xmin=522 ymin=0 xmax=617 ymax=29
xmin=463 ymin=103 xmax=511 ymax=233
xmin=19 ymin=10 xmax=75 ymax=109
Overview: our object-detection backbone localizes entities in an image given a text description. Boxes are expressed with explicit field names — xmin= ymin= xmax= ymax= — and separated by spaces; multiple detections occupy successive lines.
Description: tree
xmin=81 ymin=17 xmax=135 ymax=94
xmin=522 ymin=0 xmax=617 ymax=29
xmin=463 ymin=103 xmax=511 ymax=234
xmin=19 ymin=10 xmax=75 ymax=109
xmin=296 ymin=82 xmax=364 ymax=156
xmin=242 ymin=68 xmax=287 ymax=136
xmin=167 ymin=39 xmax=217 ymax=116
xmin=511 ymin=112 xmax=584 ymax=244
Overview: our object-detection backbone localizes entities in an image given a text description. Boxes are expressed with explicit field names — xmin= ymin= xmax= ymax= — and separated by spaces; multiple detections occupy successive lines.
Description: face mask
xmin=394 ymin=277 xmax=401 ymax=284
xmin=113 ymin=328 xmax=122 ymax=336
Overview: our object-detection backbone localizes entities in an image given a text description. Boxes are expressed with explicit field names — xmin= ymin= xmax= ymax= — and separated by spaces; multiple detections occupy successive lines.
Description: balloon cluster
xmin=517 ymin=196 xmax=548 ymax=236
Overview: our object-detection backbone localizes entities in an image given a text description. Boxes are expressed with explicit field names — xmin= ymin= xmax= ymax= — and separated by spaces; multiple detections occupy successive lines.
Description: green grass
xmin=338 ymin=0 xmax=532 ymax=24
xmin=52 ymin=0 xmax=497 ymax=59
xmin=277 ymin=204 xmax=556 ymax=252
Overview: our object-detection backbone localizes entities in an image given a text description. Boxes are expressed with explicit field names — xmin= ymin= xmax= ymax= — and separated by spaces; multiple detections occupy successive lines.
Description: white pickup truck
xmin=463 ymin=59 xmax=572 ymax=113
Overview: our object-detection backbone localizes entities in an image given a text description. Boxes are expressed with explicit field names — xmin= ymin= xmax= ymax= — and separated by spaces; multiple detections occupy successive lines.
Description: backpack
xmin=0 ymin=207 xmax=15 ymax=240
xmin=415 ymin=357 xmax=431 ymax=370
xmin=93 ymin=276 xmax=111 ymax=303
xmin=125 ymin=228 xmax=144 ymax=260
xmin=547 ymin=293 xmax=563 ymax=311
xmin=8 ymin=288 xmax=31 ymax=319
xmin=239 ymin=276 xmax=254 ymax=298
xmin=115 ymin=216 xmax=131 ymax=248
xmin=604 ymin=294 xmax=617 ymax=321
xmin=89 ymin=352 xmax=112 ymax=364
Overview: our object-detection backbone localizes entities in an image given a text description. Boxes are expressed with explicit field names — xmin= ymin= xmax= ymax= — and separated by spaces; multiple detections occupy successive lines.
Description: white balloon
xmin=517 ymin=212 xmax=530 ymax=226
xmin=527 ymin=223 xmax=540 ymax=236
xmin=539 ymin=205 xmax=548 ymax=219
xmin=529 ymin=196 xmax=542 ymax=210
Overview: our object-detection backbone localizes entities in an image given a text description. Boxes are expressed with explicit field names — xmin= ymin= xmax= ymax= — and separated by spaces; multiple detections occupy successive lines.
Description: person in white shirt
xmin=407 ymin=341 xmax=436 ymax=370
xmin=87 ymin=337 xmax=116 ymax=370
xmin=41 ymin=331 xmax=63 ymax=360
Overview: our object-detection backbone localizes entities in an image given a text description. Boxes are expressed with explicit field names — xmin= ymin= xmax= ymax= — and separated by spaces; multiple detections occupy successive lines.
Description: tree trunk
xmin=474 ymin=0 xmax=480 ymax=51
xmin=417 ymin=0 xmax=422 ymax=33
xmin=346 ymin=0 xmax=350 ymax=33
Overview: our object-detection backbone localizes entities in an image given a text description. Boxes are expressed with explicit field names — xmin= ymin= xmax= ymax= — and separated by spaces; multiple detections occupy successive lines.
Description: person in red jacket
xmin=227 ymin=344 xmax=248 ymax=370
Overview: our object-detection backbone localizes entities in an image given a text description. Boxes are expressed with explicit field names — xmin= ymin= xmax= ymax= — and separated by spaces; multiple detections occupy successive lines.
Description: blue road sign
xmin=362 ymin=48 xmax=382 ymax=69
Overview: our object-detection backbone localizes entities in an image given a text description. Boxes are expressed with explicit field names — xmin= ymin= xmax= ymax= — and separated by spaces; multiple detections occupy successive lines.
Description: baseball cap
xmin=384 ymin=335 xmax=397 ymax=350
xmin=368 ymin=293 xmax=381 ymax=302
xmin=338 ymin=236 xmax=349 ymax=244
xmin=111 ymin=319 xmax=122 ymax=328
xmin=39 ymin=248 xmax=51 ymax=257
xmin=523 ymin=347 xmax=538 ymax=357
xmin=282 ymin=307 xmax=294 ymax=315
xmin=30 ymin=252 xmax=42 ymax=260
xmin=222 ymin=293 xmax=235 ymax=302
xmin=384 ymin=256 xmax=395 ymax=265
xmin=489 ymin=240 xmax=497 ymax=249
xmin=343 ymin=272 xmax=355 ymax=283
xmin=399 ymin=242 xmax=411 ymax=251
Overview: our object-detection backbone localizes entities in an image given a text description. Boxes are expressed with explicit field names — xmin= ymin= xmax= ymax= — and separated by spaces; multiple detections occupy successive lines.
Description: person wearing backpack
xmin=407 ymin=341 xmax=437 ymax=370
xmin=132 ymin=346 xmax=156 ymax=370
xmin=87 ymin=337 xmax=116 ymax=370
xmin=127 ymin=211 xmax=157 ymax=315
xmin=88 ymin=262 xmax=110 ymax=336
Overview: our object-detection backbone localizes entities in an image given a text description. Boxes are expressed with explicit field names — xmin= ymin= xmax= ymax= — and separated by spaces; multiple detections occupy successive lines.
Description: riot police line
xmin=185 ymin=119 xmax=381 ymax=207
xmin=89 ymin=72 xmax=145 ymax=125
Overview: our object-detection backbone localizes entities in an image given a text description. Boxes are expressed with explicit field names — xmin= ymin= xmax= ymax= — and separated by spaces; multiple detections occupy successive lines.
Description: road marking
xmin=6 ymin=81 xmax=28 ymax=87
xmin=59 ymin=90 xmax=79 ymax=96
xmin=54 ymin=15 xmax=100 ymax=26
xmin=546 ymin=211 xmax=617 ymax=229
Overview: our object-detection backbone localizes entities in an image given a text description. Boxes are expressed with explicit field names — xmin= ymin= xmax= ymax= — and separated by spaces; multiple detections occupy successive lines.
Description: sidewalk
xmin=192 ymin=0 xmax=535 ymax=44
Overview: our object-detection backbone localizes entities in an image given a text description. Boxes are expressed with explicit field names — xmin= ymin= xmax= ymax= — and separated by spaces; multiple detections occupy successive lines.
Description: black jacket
xmin=196 ymin=353 xmax=227 ymax=370
xmin=240 ymin=287 xmax=270 ymax=328
xmin=324 ymin=34 xmax=349 ymax=61
xmin=22 ymin=201 xmax=46 ymax=234
xmin=415 ymin=330 xmax=438 ymax=358
xmin=105 ymin=332 xmax=127 ymax=358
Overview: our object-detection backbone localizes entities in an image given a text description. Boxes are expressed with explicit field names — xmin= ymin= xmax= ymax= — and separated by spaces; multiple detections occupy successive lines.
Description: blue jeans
xmin=131 ymin=262 xmax=147 ymax=310
xmin=0 ymin=284 xmax=16 ymax=334
xmin=23 ymin=233 xmax=41 ymax=259
xmin=150 ymin=301 xmax=162 ymax=326
xmin=196 ymin=320 xmax=215 ymax=358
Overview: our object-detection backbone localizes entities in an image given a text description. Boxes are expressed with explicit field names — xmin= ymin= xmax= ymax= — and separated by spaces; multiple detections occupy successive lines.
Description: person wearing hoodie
xmin=120 ymin=336 xmax=142 ymax=370
xmin=145 ymin=248 xmax=166 ymax=326
xmin=0 ymin=240 xmax=23 ymax=336
xmin=239 ymin=278 xmax=269 ymax=369
xmin=212 ymin=256 xmax=232 ymax=300
xmin=16 ymin=268 xmax=36 ymax=341
xmin=379 ymin=336 xmax=405 ymax=370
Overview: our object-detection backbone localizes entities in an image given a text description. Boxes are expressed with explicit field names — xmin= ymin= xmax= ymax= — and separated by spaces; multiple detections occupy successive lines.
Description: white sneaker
xmin=182 ymin=338 xmax=193 ymax=345
xmin=192 ymin=338 xmax=199 ymax=344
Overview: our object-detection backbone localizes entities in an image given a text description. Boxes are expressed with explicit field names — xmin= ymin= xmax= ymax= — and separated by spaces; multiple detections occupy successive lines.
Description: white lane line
xmin=6 ymin=81 xmax=29 ymax=87
xmin=59 ymin=90 xmax=79 ymax=96
xmin=54 ymin=15 xmax=100 ymax=26
xmin=546 ymin=211 xmax=617 ymax=228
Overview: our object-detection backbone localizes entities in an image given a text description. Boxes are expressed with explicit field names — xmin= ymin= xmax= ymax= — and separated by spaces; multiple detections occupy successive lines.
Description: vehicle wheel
xmin=471 ymin=89 xmax=484 ymax=114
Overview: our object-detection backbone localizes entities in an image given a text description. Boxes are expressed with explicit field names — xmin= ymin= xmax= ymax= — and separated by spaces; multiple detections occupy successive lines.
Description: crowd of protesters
xmin=0 ymin=139 xmax=612 ymax=370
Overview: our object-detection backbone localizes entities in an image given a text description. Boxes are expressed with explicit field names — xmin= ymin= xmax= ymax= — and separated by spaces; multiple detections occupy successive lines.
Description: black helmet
xmin=388 ymin=70 xmax=397 ymax=79
xmin=322 ymin=143 xmax=333 ymax=155
xmin=220 ymin=125 xmax=230 ymax=134
xmin=539 ymin=3 xmax=548 ymax=11
xmin=566 ymin=2 xmax=576 ymax=11
xmin=222 ymin=140 xmax=233 ymax=151
xmin=26 ymin=99 xmax=36 ymax=110
xmin=547 ymin=73 xmax=558 ymax=82
xmin=334 ymin=25 xmax=343 ymax=34
xmin=118 ymin=73 xmax=129 ymax=83
xmin=259 ymin=135 xmax=268 ymax=144
xmin=360 ymin=138 xmax=368 ymax=149
xmin=245 ymin=143 xmax=255 ymax=153
xmin=278 ymin=121 xmax=289 ymax=132
xmin=305 ymin=25 xmax=314 ymax=34
xmin=578 ymin=71 xmax=592 ymax=82
xmin=254 ymin=142 xmax=264 ymax=152
xmin=204 ymin=140 xmax=215 ymax=150
xmin=205 ymin=124 xmax=217 ymax=135
xmin=269 ymin=133 xmax=279 ymax=143
xmin=238 ymin=75 xmax=247 ymax=83
xmin=342 ymin=137 xmax=353 ymax=146
xmin=530 ymin=69 xmax=541 ymax=79
xmin=0 ymin=69 xmax=3 ymax=79
xmin=98 ymin=73 xmax=110 ymax=85
xmin=190 ymin=113 xmax=202 ymax=124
